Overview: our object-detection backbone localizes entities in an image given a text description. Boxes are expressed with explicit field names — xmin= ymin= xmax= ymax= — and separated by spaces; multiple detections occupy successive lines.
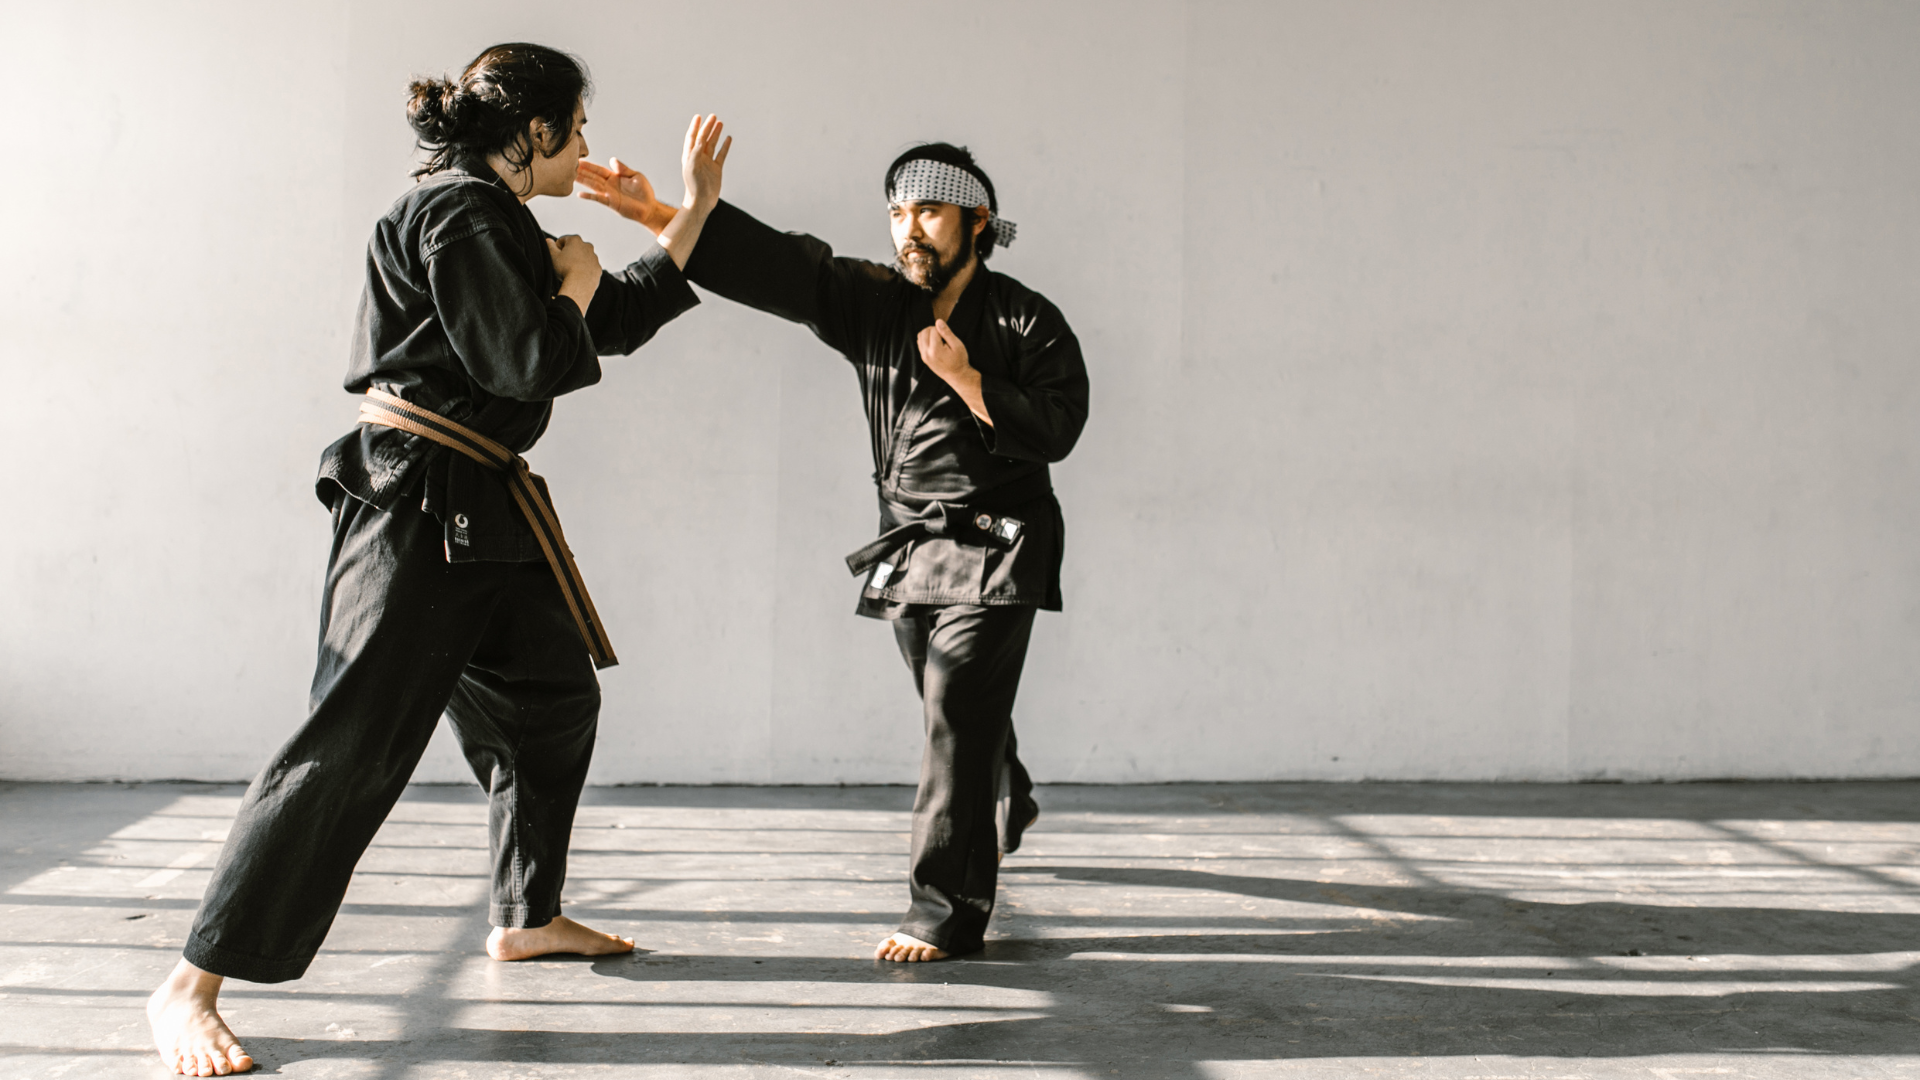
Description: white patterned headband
xmin=887 ymin=159 xmax=1018 ymax=248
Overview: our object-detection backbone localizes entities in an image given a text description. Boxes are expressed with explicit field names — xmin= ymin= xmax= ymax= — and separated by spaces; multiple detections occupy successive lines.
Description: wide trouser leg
xmin=997 ymin=724 xmax=1039 ymax=856
xmin=895 ymin=616 xmax=1038 ymax=858
xmin=443 ymin=560 xmax=601 ymax=929
xmin=185 ymin=495 xmax=511 ymax=983
xmin=891 ymin=603 xmax=1037 ymax=954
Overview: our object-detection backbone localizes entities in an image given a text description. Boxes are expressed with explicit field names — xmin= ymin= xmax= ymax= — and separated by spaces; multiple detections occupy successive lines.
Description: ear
xmin=972 ymin=205 xmax=990 ymax=237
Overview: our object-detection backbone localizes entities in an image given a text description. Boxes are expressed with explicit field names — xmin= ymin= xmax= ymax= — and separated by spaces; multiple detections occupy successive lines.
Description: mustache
xmin=898 ymin=240 xmax=938 ymax=257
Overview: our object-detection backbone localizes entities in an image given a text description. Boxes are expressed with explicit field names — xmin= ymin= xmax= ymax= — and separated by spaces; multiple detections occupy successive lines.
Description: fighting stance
xmin=147 ymin=44 xmax=730 ymax=1075
xmin=580 ymin=143 xmax=1088 ymax=961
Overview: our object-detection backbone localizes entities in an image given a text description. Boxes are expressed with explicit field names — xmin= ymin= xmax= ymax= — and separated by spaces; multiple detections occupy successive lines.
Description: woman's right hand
xmin=547 ymin=235 xmax=602 ymax=313
xmin=547 ymin=234 xmax=601 ymax=282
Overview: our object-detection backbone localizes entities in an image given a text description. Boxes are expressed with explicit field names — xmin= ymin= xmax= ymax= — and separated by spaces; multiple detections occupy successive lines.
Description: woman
xmin=146 ymin=43 xmax=730 ymax=1076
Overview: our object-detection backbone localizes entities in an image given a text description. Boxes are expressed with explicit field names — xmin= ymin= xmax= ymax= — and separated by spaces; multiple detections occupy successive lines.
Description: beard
xmin=894 ymin=221 xmax=976 ymax=293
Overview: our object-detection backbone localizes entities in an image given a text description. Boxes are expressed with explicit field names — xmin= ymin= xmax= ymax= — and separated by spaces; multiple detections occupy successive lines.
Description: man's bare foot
xmin=874 ymin=932 xmax=949 ymax=962
xmin=486 ymin=915 xmax=634 ymax=961
xmin=147 ymin=959 xmax=253 ymax=1076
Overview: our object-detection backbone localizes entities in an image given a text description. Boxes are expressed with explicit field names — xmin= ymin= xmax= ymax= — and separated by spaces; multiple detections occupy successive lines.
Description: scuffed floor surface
xmin=2 ymin=781 xmax=1919 ymax=1079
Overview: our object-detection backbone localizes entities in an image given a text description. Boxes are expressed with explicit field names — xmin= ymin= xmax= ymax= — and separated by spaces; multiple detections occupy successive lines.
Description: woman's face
xmin=525 ymin=100 xmax=589 ymax=199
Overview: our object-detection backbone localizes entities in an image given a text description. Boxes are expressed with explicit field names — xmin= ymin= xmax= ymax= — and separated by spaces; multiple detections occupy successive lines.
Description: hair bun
xmin=405 ymin=76 xmax=461 ymax=143
xmin=404 ymin=44 xmax=589 ymax=180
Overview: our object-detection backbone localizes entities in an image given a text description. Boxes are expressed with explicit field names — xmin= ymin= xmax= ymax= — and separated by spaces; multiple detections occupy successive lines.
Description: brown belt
xmin=357 ymin=388 xmax=618 ymax=669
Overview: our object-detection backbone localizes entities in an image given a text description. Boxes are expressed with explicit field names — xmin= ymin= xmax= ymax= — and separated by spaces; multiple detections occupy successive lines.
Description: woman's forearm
xmin=655 ymin=203 xmax=708 ymax=270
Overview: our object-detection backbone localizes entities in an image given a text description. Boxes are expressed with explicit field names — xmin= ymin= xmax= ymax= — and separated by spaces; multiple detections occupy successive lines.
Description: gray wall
xmin=4 ymin=1 xmax=1917 ymax=783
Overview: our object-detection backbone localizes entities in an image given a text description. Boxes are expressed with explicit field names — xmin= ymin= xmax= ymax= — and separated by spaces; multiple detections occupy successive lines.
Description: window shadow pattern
xmin=2 ymin=780 xmax=1919 ymax=1079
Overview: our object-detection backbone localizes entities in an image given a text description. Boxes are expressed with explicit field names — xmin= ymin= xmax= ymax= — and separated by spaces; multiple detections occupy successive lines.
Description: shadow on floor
xmin=7 ymin=780 xmax=1920 ymax=1079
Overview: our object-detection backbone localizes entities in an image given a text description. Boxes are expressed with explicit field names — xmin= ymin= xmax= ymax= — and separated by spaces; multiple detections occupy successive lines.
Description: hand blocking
xmin=574 ymin=114 xmax=731 ymax=230
xmin=681 ymin=114 xmax=730 ymax=213
xmin=571 ymin=114 xmax=730 ymax=272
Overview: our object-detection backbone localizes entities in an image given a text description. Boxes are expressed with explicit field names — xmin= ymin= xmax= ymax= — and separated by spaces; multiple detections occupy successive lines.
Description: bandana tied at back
xmin=887 ymin=159 xmax=1018 ymax=248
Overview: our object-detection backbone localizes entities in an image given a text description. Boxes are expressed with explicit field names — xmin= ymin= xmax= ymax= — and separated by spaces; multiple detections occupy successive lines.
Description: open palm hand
xmin=577 ymin=158 xmax=668 ymax=230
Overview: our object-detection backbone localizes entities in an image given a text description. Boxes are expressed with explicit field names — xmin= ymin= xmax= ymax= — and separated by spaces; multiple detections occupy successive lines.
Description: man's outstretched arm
xmin=574 ymin=115 xmax=728 ymax=355
xmin=580 ymin=154 xmax=889 ymax=356
xmin=577 ymin=114 xmax=730 ymax=270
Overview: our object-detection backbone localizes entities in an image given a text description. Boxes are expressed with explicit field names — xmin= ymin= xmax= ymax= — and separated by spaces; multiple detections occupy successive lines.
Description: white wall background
xmin=4 ymin=1 xmax=1917 ymax=783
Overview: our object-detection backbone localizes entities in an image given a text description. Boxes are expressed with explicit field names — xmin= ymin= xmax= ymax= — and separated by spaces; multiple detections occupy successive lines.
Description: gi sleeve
xmin=978 ymin=299 xmax=1091 ymax=463
xmin=582 ymin=242 xmax=702 ymax=356
xmin=681 ymin=200 xmax=895 ymax=356
xmin=426 ymin=224 xmax=603 ymax=401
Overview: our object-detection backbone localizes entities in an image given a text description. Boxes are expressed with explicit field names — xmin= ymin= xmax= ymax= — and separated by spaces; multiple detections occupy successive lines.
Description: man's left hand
xmin=577 ymin=158 xmax=671 ymax=232
xmin=917 ymin=320 xmax=972 ymax=380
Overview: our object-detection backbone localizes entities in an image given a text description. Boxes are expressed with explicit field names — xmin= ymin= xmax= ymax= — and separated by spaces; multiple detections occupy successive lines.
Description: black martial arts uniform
xmin=183 ymin=156 xmax=698 ymax=984
xmin=683 ymin=201 xmax=1089 ymax=954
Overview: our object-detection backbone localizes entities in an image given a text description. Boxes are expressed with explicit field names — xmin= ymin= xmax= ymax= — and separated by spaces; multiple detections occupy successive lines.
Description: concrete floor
xmin=2 ymin=782 xmax=1918 ymax=1079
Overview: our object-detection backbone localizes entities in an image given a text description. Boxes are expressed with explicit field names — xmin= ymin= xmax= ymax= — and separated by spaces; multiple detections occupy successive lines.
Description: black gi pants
xmin=183 ymin=491 xmax=600 ymax=984
xmin=891 ymin=603 xmax=1038 ymax=955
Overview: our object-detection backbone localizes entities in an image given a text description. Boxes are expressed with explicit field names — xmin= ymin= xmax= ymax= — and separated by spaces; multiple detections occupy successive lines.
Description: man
xmin=146 ymin=41 xmax=731 ymax=1076
xmin=578 ymin=142 xmax=1089 ymax=961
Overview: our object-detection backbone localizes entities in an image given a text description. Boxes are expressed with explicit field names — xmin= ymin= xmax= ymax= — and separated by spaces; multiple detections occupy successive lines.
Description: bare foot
xmin=874 ymin=932 xmax=949 ymax=963
xmin=486 ymin=915 xmax=634 ymax=961
xmin=147 ymin=959 xmax=253 ymax=1076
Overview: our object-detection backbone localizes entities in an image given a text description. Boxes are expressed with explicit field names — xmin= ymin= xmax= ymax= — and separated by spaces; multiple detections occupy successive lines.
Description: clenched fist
xmin=546 ymin=234 xmax=600 ymax=281
xmin=916 ymin=319 xmax=971 ymax=380
xmin=547 ymin=234 xmax=602 ymax=312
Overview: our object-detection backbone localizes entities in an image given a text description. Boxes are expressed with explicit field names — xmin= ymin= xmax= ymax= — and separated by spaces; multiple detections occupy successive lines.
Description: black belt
xmin=357 ymin=388 xmax=618 ymax=669
xmin=844 ymin=470 xmax=1054 ymax=578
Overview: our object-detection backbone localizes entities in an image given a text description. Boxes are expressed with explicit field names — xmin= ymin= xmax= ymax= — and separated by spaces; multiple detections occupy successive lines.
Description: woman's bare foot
xmin=486 ymin=915 xmax=634 ymax=961
xmin=874 ymin=932 xmax=949 ymax=962
xmin=147 ymin=959 xmax=253 ymax=1076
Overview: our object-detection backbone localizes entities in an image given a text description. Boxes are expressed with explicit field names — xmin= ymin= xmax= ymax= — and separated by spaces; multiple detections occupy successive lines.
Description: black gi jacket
xmin=318 ymin=155 xmax=699 ymax=561
xmin=683 ymin=201 xmax=1089 ymax=614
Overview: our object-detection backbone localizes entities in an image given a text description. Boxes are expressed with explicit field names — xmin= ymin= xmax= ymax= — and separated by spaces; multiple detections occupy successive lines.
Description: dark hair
xmin=405 ymin=43 xmax=591 ymax=181
xmin=885 ymin=142 xmax=1001 ymax=260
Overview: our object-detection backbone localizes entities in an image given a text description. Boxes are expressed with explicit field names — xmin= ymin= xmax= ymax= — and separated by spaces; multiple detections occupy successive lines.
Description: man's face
xmin=529 ymin=101 xmax=589 ymax=198
xmin=890 ymin=200 xmax=985 ymax=292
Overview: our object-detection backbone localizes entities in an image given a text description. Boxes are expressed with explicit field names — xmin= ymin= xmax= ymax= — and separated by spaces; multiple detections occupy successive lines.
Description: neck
xmin=483 ymin=153 xmax=536 ymax=203
xmin=932 ymin=256 xmax=979 ymax=322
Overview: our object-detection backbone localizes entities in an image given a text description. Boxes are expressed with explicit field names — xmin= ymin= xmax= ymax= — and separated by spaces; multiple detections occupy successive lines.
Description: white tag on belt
xmin=869 ymin=562 xmax=895 ymax=588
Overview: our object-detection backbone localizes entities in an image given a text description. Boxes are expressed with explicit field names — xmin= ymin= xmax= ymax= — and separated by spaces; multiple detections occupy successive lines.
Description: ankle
xmin=164 ymin=959 xmax=224 ymax=1000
